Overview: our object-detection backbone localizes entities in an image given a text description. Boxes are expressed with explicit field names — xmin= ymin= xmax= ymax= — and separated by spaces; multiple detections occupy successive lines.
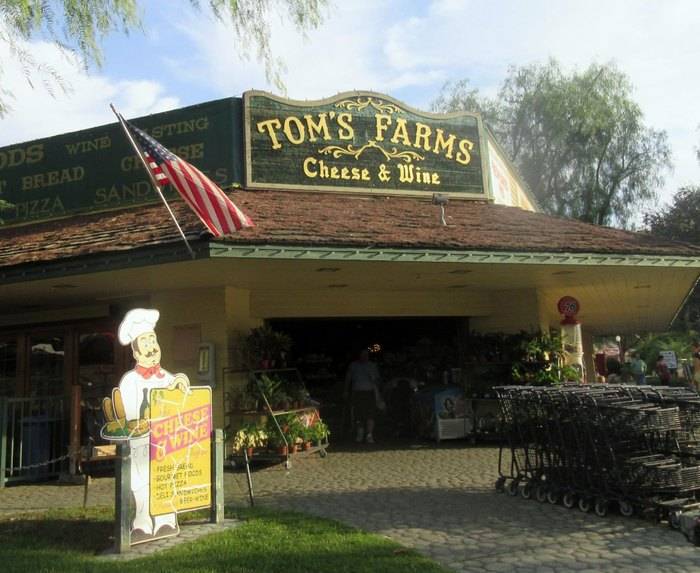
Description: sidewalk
xmin=2 ymin=442 xmax=699 ymax=572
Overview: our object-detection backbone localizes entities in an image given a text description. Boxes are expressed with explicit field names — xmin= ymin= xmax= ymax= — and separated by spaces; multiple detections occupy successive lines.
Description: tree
xmin=644 ymin=186 xmax=700 ymax=330
xmin=0 ymin=0 xmax=326 ymax=116
xmin=644 ymin=186 xmax=700 ymax=244
xmin=432 ymin=61 xmax=671 ymax=228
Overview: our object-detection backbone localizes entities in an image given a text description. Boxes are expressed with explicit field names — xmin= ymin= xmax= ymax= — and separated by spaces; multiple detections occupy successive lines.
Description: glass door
xmin=28 ymin=334 xmax=66 ymax=397
xmin=0 ymin=338 xmax=19 ymax=397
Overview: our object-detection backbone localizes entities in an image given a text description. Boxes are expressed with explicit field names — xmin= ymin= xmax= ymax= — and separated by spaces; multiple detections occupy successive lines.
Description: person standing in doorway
xmin=344 ymin=348 xmax=381 ymax=444
xmin=630 ymin=352 xmax=647 ymax=385
xmin=655 ymin=354 xmax=672 ymax=385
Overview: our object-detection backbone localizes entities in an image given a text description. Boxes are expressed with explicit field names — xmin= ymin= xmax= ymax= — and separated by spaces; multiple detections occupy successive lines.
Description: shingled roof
xmin=1 ymin=190 xmax=699 ymax=269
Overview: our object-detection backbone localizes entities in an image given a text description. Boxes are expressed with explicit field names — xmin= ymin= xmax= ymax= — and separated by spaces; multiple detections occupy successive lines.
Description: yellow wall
xmin=151 ymin=287 xmax=229 ymax=429
xmin=470 ymin=289 xmax=542 ymax=333
xmin=223 ymin=287 xmax=263 ymax=414
xmin=251 ymin=289 xmax=492 ymax=318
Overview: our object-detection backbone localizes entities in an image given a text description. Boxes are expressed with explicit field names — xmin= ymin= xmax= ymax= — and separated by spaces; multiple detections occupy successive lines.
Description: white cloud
xmin=170 ymin=0 xmax=443 ymax=100
xmin=2 ymin=0 xmax=698 ymax=207
xmin=0 ymin=36 xmax=180 ymax=146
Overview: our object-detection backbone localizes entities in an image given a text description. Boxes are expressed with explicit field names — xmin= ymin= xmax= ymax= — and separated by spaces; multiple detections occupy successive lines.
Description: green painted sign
xmin=0 ymin=98 xmax=243 ymax=227
xmin=244 ymin=91 xmax=487 ymax=197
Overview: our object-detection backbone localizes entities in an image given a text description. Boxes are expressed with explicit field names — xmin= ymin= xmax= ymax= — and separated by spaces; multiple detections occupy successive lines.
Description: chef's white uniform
xmin=119 ymin=366 xmax=178 ymax=535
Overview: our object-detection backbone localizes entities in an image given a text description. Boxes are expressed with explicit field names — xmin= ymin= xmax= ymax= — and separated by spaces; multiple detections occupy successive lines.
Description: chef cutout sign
xmin=101 ymin=309 xmax=213 ymax=545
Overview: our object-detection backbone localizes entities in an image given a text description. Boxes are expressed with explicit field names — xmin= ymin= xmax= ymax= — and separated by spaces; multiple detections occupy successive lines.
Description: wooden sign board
xmin=149 ymin=387 xmax=213 ymax=515
xmin=244 ymin=91 xmax=488 ymax=198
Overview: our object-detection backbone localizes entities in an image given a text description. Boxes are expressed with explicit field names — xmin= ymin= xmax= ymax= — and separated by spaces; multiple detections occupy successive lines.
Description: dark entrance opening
xmin=268 ymin=316 xmax=468 ymax=440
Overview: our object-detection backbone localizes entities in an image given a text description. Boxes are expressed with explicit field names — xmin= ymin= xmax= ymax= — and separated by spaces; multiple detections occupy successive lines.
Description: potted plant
xmin=248 ymin=373 xmax=289 ymax=411
xmin=310 ymin=421 xmax=330 ymax=447
xmin=281 ymin=415 xmax=305 ymax=453
xmin=239 ymin=325 xmax=293 ymax=370
xmin=231 ymin=422 xmax=268 ymax=457
xmin=301 ymin=425 xmax=314 ymax=450
xmin=267 ymin=430 xmax=288 ymax=456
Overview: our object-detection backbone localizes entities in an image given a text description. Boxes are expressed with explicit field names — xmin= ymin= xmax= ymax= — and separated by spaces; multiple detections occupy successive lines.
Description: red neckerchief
xmin=135 ymin=364 xmax=165 ymax=379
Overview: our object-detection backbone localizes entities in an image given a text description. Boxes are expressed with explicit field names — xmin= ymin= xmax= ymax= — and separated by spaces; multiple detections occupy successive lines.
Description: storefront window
xmin=78 ymin=331 xmax=117 ymax=400
xmin=0 ymin=339 xmax=18 ymax=397
xmin=29 ymin=335 xmax=65 ymax=396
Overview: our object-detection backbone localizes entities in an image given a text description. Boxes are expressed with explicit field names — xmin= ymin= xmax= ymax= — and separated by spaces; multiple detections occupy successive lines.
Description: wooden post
xmin=115 ymin=442 xmax=131 ymax=553
xmin=211 ymin=429 xmax=224 ymax=524
xmin=69 ymin=385 xmax=81 ymax=475
xmin=0 ymin=398 xmax=7 ymax=488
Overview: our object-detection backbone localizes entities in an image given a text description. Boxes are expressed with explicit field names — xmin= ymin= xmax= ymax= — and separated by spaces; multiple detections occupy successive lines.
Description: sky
xmin=1 ymin=0 xmax=699 ymax=210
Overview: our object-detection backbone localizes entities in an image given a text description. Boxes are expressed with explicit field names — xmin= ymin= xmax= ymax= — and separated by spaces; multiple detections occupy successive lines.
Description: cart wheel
xmin=594 ymin=498 xmax=609 ymax=517
xmin=535 ymin=484 xmax=548 ymax=503
xmin=562 ymin=492 xmax=576 ymax=509
xmin=578 ymin=497 xmax=591 ymax=513
xmin=546 ymin=490 xmax=559 ymax=505
xmin=619 ymin=500 xmax=634 ymax=517
xmin=506 ymin=479 xmax=519 ymax=496
xmin=495 ymin=477 xmax=506 ymax=493
xmin=319 ymin=449 xmax=328 ymax=459
xmin=668 ymin=510 xmax=682 ymax=530
xmin=520 ymin=482 xmax=533 ymax=500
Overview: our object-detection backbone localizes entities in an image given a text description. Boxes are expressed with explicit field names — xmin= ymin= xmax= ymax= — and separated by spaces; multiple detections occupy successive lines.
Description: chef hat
xmin=118 ymin=308 xmax=160 ymax=346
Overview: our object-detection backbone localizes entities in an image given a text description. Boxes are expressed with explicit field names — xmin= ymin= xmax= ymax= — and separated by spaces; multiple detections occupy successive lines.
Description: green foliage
xmin=645 ymin=186 xmax=700 ymax=245
xmin=231 ymin=421 xmax=268 ymax=451
xmin=510 ymin=330 xmax=581 ymax=385
xmin=239 ymin=325 xmax=293 ymax=370
xmin=631 ymin=331 xmax=697 ymax=372
xmin=0 ymin=506 xmax=450 ymax=572
xmin=0 ymin=0 xmax=326 ymax=115
xmin=644 ymin=186 xmax=700 ymax=331
xmin=309 ymin=420 xmax=330 ymax=443
xmin=433 ymin=60 xmax=671 ymax=228
xmin=247 ymin=373 xmax=289 ymax=408
xmin=266 ymin=412 xmax=304 ymax=445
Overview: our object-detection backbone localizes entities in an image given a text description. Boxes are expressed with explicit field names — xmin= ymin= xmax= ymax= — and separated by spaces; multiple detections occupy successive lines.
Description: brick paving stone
xmin=3 ymin=443 xmax=700 ymax=571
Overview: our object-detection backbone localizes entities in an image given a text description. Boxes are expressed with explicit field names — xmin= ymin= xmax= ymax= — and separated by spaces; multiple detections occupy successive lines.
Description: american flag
xmin=125 ymin=119 xmax=253 ymax=236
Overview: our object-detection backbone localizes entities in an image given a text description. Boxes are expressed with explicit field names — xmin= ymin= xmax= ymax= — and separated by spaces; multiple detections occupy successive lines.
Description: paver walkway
xmin=2 ymin=441 xmax=700 ymax=572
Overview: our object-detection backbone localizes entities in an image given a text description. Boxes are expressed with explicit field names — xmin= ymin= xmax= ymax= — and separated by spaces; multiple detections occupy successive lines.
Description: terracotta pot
xmin=290 ymin=444 xmax=299 ymax=453
xmin=276 ymin=445 xmax=288 ymax=455
xmin=246 ymin=447 xmax=254 ymax=458
xmin=303 ymin=441 xmax=312 ymax=451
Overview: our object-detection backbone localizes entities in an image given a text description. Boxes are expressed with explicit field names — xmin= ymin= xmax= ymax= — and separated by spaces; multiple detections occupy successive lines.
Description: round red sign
xmin=557 ymin=296 xmax=580 ymax=317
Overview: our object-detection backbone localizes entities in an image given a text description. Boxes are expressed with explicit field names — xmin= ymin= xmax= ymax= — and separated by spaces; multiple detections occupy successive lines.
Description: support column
xmin=211 ymin=429 xmax=225 ymax=524
xmin=69 ymin=385 xmax=81 ymax=475
xmin=115 ymin=442 xmax=131 ymax=553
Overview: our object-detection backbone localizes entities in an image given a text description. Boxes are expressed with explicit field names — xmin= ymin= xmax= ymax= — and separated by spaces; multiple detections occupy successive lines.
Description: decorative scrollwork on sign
xmin=318 ymin=140 xmax=424 ymax=163
xmin=334 ymin=97 xmax=402 ymax=115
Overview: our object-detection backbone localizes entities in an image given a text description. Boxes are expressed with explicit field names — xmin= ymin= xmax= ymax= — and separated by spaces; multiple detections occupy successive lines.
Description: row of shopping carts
xmin=494 ymin=384 xmax=700 ymax=542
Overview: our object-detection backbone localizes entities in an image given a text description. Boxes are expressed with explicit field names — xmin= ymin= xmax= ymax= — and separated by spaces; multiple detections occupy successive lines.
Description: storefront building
xmin=1 ymin=92 xmax=699 ymax=481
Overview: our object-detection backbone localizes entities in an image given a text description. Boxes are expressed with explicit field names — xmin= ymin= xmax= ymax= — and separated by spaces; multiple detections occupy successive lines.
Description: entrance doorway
xmin=268 ymin=317 xmax=468 ymax=439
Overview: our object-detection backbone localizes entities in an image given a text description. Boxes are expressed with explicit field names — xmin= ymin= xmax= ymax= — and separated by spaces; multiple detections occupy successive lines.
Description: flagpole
xmin=110 ymin=104 xmax=196 ymax=259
